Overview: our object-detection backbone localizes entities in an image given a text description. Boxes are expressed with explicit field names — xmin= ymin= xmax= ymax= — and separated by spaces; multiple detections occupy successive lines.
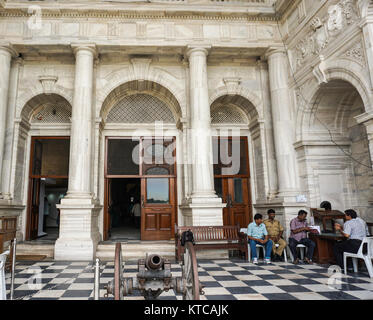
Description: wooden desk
xmin=311 ymin=209 xmax=345 ymax=233
xmin=0 ymin=217 xmax=17 ymax=271
xmin=309 ymin=233 xmax=344 ymax=264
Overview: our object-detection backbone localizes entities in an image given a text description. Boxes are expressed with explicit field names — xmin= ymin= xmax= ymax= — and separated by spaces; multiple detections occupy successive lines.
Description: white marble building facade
xmin=0 ymin=0 xmax=372 ymax=260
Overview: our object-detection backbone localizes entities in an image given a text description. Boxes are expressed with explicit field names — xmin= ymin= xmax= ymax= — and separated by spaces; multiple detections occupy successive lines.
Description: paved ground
xmin=5 ymin=259 xmax=373 ymax=300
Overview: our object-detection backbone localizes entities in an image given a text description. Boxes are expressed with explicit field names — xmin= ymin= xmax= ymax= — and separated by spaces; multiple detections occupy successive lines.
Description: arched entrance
xmin=100 ymin=80 xmax=182 ymax=241
xmin=19 ymin=93 xmax=72 ymax=241
xmin=210 ymin=94 xmax=261 ymax=228
xmin=298 ymin=79 xmax=373 ymax=220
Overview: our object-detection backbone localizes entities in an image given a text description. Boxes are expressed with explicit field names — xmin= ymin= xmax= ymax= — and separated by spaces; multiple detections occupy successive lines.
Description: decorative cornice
xmin=0 ymin=7 xmax=279 ymax=22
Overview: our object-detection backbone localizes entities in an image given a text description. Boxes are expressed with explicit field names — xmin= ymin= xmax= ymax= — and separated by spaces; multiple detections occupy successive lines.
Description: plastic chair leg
xmin=364 ymin=257 xmax=373 ymax=278
xmin=343 ymin=255 xmax=348 ymax=275
xmin=283 ymin=249 xmax=287 ymax=263
xmin=352 ymin=258 xmax=358 ymax=273
xmin=300 ymin=247 xmax=305 ymax=260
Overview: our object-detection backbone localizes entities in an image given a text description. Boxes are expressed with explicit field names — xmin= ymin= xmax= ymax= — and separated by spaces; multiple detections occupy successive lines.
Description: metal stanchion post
xmin=10 ymin=238 xmax=16 ymax=300
xmin=94 ymin=258 xmax=100 ymax=300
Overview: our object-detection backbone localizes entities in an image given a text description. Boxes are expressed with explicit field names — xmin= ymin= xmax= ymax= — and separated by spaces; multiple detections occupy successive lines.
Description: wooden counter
xmin=309 ymin=233 xmax=344 ymax=264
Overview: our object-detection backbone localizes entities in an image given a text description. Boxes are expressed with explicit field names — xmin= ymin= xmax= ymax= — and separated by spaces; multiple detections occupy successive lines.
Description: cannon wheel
xmin=114 ymin=242 xmax=124 ymax=300
xmin=181 ymin=241 xmax=200 ymax=300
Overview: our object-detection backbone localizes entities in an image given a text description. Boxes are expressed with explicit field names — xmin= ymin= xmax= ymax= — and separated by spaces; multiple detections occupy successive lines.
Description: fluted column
xmin=183 ymin=46 xmax=224 ymax=229
xmin=0 ymin=43 xmax=17 ymax=198
xmin=266 ymin=48 xmax=299 ymax=199
xmin=54 ymin=44 xmax=100 ymax=261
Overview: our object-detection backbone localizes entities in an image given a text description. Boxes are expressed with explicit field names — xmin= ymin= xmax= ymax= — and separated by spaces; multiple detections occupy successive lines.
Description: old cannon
xmin=105 ymin=231 xmax=204 ymax=300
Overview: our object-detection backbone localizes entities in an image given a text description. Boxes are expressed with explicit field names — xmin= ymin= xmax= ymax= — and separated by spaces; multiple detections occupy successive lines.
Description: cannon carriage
xmin=105 ymin=231 xmax=204 ymax=300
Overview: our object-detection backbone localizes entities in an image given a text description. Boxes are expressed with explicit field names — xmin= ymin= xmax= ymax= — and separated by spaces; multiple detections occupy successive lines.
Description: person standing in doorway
xmin=131 ymin=199 xmax=141 ymax=229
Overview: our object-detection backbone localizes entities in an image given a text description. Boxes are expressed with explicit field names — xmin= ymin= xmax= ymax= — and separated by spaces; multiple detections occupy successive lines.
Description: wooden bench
xmin=175 ymin=224 xmax=248 ymax=261
xmin=0 ymin=217 xmax=17 ymax=271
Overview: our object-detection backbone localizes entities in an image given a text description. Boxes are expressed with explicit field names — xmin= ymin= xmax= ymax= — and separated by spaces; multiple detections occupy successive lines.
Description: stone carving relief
xmin=294 ymin=0 xmax=359 ymax=71
xmin=343 ymin=41 xmax=365 ymax=66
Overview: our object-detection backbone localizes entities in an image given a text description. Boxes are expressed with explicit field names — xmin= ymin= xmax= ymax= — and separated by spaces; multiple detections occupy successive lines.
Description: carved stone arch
xmin=16 ymin=84 xmax=73 ymax=120
xmin=209 ymin=85 xmax=263 ymax=121
xmin=100 ymin=80 xmax=182 ymax=124
xmin=20 ymin=93 xmax=72 ymax=124
xmin=97 ymin=65 xmax=186 ymax=120
xmin=296 ymin=61 xmax=372 ymax=140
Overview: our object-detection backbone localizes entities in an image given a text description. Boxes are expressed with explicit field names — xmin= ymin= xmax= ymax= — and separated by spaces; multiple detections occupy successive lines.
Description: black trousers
xmin=288 ymin=238 xmax=316 ymax=260
xmin=333 ymin=239 xmax=362 ymax=269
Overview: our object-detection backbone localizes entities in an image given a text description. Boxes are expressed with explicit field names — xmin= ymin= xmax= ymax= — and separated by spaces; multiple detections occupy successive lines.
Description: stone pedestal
xmin=54 ymin=44 xmax=100 ymax=261
xmin=184 ymin=45 xmax=224 ymax=227
xmin=54 ymin=198 xmax=100 ymax=261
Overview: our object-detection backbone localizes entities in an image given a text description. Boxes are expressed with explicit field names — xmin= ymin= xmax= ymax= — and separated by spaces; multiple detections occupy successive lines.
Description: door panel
xmin=219 ymin=177 xmax=250 ymax=228
xmin=28 ymin=178 xmax=40 ymax=240
xmin=141 ymin=178 xmax=175 ymax=240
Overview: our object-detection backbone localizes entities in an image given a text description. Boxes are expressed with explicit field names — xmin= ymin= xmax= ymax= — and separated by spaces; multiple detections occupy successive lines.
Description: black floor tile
xmin=318 ymin=291 xmax=359 ymax=300
xmin=205 ymin=295 xmax=237 ymax=300
xmin=61 ymin=290 xmax=92 ymax=298
xmin=277 ymin=285 xmax=312 ymax=293
xmin=226 ymin=287 xmax=257 ymax=294
xmin=243 ymin=280 xmax=272 ymax=287
xmin=262 ymin=293 xmax=298 ymax=300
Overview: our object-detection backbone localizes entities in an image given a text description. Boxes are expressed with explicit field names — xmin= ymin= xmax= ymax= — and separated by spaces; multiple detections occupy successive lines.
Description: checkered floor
xmin=5 ymin=259 xmax=373 ymax=300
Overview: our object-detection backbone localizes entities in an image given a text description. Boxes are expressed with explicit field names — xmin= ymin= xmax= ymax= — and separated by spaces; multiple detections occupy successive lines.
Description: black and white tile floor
xmin=5 ymin=259 xmax=373 ymax=300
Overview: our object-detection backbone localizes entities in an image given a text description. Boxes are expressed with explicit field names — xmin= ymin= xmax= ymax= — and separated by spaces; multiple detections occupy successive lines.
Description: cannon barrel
xmin=145 ymin=254 xmax=164 ymax=270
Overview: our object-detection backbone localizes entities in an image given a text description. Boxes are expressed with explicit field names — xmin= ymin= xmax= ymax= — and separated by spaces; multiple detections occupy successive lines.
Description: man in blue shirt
xmin=247 ymin=213 xmax=273 ymax=264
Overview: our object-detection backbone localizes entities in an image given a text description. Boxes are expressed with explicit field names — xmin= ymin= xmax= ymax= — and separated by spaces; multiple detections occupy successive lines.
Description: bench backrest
xmin=176 ymin=225 xmax=241 ymax=241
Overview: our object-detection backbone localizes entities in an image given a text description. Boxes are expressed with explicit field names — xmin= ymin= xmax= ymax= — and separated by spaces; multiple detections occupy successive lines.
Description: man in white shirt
xmin=334 ymin=209 xmax=369 ymax=269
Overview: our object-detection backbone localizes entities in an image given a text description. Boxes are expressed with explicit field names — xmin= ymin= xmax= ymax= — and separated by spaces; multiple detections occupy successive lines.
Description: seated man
xmin=289 ymin=210 xmax=316 ymax=265
xmin=264 ymin=209 xmax=287 ymax=262
xmin=334 ymin=209 xmax=369 ymax=270
xmin=247 ymin=213 xmax=273 ymax=265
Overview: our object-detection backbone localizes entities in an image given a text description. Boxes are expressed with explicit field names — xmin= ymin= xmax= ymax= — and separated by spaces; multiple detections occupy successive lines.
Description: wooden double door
xmin=104 ymin=137 xmax=177 ymax=241
xmin=215 ymin=177 xmax=251 ymax=228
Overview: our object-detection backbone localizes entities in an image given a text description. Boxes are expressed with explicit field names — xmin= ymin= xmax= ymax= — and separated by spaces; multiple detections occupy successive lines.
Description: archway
xmin=210 ymin=94 xmax=263 ymax=228
xmin=99 ymin=80 xmax=182 ymax=241
xmin=17 ymin=93 xmax=72 ymax=241
xmin=298 ymin=80 xmax=373 ymax=220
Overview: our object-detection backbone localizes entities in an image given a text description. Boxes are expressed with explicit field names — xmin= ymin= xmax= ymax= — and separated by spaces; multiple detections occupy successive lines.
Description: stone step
xmin=96 ymin=241 xmax=175 ymax=261
xmin=16 ymin=243 xmax=55 ymax=258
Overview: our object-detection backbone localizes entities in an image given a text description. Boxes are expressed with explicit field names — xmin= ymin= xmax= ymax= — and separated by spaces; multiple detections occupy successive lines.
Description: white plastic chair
xmin=0 ymin=250 xmax=9 ymax=300
xmin=343 ymin=237 xmax=373 ymax=278
xmin=241 ymin=228 xmax=264 ymax=261
xmin=289 ymin=244 xmax=307 ymax=262
xmin=275 ymin=243 xmax=288 ymax=263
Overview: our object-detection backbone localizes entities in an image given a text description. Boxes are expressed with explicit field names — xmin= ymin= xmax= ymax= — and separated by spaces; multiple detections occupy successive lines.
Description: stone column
xmin=1 ymin=58 xmax=22 ymax=200
xmin=355 ymin=112 xmax=373 ymax=170
xmin=0 ymin=43 xmax=17 ymax=199
xmin=184 ymin=46 xmax=224 ymax=227
xmin=54 ymin=44 xmax=100 ymax=261
xmin=266 ymin=48 xmax=299 ymax=200
xmin=258 ymin=60 xmax=278 ymax=199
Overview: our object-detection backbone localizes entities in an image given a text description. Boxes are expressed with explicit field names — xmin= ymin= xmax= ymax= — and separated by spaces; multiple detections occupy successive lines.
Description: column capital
xmin=264 ymin=46 xmax=287 ymax=60
xmin=71 ymin=43 xmax=98 ymax=59
xmin=185 ymin=45 xmax=211 ymax=59
xmin=0 ymin=42 xmax=18 ymax=58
